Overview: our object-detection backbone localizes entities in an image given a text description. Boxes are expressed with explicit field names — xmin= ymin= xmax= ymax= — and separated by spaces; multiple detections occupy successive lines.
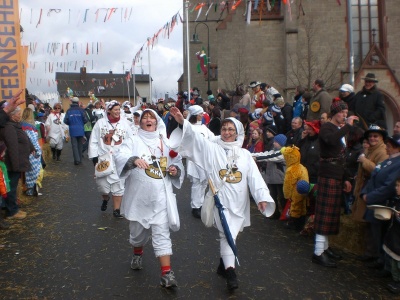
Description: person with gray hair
xmin=0 ymin=105 xmax=35 ymax=220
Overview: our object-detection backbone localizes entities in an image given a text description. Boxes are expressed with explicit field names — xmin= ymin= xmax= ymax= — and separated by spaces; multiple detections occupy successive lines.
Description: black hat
xmin=386 ymin=134 xmax=400 ymax=148
xmin=362 ymin=73 xmax=379 ymax=83
xmin=265 ymin=125 xmax=278 ymax=136
xmin=364 ymin=124 xmax=388 ymax=139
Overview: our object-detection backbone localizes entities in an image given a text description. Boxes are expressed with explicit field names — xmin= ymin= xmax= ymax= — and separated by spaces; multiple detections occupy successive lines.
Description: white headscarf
xmin=216 ymin=117 xmax=244 ymax=150
xmin=186 ymin=105 xmax=204 ymax=120
xmin=137 ymin=109 xmax=167 ymax=148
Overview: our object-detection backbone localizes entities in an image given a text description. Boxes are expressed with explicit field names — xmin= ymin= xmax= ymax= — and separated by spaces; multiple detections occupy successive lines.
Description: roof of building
xmin=55 ymin=71 xmax=150 ymax=98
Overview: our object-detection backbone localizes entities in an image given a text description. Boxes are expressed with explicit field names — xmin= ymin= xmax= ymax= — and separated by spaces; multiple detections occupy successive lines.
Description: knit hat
xmin=274 ymin=134 xmax=287 ymax=147
xmin=265 ymin=125 xmax=278 ymax=136
xmin=238 ymin=107 xmax=249 ymax=114
xmin=263 ymin=111 xmax=274 ymax=123
xmin=249 ymin=111 xmax=260 ymax=121
xmin=271 ymin=105 xmax=281 ymax=114
xmin=304 ymin=120 xmax=321 ymax=134
xmin=330 ymin=100 xmax=348 ymax=116
xmin=296 ymin=180 xmax=310 ymax=195
xmin=71 ymin=97 xmax=79 ymax=103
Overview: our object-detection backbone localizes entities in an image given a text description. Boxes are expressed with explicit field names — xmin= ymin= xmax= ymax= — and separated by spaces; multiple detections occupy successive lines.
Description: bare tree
xmin=223 ymin=43 xmax=249 ymax=93
xmin=286 ymin=20 xmax=344 ymax=92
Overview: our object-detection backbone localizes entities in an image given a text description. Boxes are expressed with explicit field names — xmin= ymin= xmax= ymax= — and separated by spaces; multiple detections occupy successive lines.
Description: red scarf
xmin=107 ymin=115 xmax=120 ymax=123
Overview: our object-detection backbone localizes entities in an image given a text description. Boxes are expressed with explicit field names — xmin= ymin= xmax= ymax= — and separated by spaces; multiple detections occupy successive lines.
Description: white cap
xmin=71 ymin=97 xmax=79 ymax=103
xmin=339 ymin=84 xmax=354 ymax=93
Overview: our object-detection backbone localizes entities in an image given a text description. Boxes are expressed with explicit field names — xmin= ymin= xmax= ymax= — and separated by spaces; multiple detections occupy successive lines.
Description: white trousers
xmin=190 ymin=177 xmax=208 ymax=208
xmin=129 ymin=221 xmax=172 ymax=257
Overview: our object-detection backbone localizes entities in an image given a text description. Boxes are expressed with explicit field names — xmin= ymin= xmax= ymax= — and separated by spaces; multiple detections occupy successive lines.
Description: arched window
xmin=351 ymin=0 xmax=386 ymax=69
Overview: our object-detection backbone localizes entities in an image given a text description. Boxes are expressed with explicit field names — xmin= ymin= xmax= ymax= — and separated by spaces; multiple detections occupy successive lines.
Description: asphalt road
xmin=0 ymin=145 xmax=396 ymax=299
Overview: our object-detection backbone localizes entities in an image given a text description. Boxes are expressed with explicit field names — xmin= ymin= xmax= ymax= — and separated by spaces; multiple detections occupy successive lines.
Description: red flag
xmin=126 ymin=72 xmax=131 ymax=82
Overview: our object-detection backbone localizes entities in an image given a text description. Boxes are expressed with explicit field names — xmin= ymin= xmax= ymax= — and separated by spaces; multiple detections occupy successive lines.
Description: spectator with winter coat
xmin=293 ymin=86 xmax=306 ymax=118
xmin=307 ymin=79 xmax=332 ymax=121
xmin=285 ymin=117 xmax=304 ymax=146
xmin=64 ymin=97 xmax=88 ymax=165
xmin=253 ymin=134 xmax=287 ymax=219
xmin=353 ymin=73 xmax=386 ymax=128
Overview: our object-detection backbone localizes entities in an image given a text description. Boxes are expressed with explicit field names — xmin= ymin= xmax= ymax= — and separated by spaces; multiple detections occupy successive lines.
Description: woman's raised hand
xmin=169 ymin=107 xmax=184 ymax=125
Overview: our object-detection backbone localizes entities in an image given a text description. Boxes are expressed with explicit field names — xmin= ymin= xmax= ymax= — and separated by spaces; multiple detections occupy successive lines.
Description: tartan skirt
xmin=314 ymin=176 xmax=343 ymax=235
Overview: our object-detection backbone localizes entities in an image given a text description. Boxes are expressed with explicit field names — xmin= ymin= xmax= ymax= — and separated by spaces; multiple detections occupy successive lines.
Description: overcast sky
xmin=19 ymin=0 xmax=184 ymax=101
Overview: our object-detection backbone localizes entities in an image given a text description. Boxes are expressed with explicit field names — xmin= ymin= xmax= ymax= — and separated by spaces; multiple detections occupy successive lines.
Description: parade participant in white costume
xmin=88 ymin=100 xmax=134 ymax=218
xmin=131 ymin=110 xmax=142 ymax=135
xmin=45 ymin=103 xmax=69 ymax=161
xmin=169 ymin=106 xmax=275 ymax=291
xmin=92 ymin=100 xmax=106 ymax=121
xmin=186 ymin=105 xmax=215 ymax=218
xmin=114 ymin=109 xmax=184 ymax=288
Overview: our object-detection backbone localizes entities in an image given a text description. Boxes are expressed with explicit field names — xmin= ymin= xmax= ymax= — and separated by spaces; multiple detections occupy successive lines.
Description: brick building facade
xmin=182 ymin=0 xmax=400 ymax=132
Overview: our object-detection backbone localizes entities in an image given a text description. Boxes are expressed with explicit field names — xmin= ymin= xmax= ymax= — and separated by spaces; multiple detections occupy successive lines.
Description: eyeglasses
xmin=54 ymin=107 xmax=61 ymax=110
xmin=221 ymin=128 xmax=236 ymax=133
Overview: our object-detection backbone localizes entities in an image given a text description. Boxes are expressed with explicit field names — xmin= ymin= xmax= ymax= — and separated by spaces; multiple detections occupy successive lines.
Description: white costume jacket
xmin=114 ymin=131 xmax=184 ymax=228
xmin=45 ymin=112 xmax=68 ymax=143
xmin=170 ymin=119 xmax=275 ymax=234
xmin=186 ymin=121 xmax=215 ymax=182
xmin=88 ymin=117 xmax=134 ymax=183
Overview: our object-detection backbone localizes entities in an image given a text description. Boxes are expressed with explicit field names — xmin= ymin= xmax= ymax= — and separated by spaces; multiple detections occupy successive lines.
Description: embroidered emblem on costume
xmin=219 ymin=169 xmax=242 ymax=183
xmin=141 ymin=154 xmax=167 ymax=179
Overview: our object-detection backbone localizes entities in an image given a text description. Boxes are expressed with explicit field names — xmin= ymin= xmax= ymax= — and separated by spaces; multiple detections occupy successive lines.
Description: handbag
xmin=201 ymin=191 xmax=215 ymax=227
xmin=95 ymin=151 xmax=115 ymax=178
xmin=201 ymin=179 xmax=216 ymax=227
xmin=155 ymin=159 xmax=180 ymax=231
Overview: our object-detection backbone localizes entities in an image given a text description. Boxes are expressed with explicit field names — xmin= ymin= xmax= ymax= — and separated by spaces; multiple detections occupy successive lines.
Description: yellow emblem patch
xmin=219 ymin=169 xmax=242 ymax=183
xmin=145 ymin=164 xmax=166 ymax=179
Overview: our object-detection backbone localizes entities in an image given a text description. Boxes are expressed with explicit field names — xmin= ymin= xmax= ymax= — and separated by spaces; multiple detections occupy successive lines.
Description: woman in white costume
xmin=88 ymin=100 xmax=134 ymax=218
xmin=169 ymin=106 xmax=275 ymax=291
xmin=185 ymin=105 xmax=215 ymax=218
xmin=114 ymin=109 xmax=184 ymax=288
xmin=45 ymin=103 xmax=69 ymax=161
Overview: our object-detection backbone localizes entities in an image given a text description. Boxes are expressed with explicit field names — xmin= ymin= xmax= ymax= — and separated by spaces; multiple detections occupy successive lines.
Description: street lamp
xmin=190 ymin=22 xmax=210 ymax=92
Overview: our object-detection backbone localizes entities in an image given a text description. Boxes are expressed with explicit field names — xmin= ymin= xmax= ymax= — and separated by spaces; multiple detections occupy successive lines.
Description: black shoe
xmin=374 ymin=269 xmax=391 ymax=278
xmin=325 ymin=247 xmax=342 ymax=260
xmin=101 ymin=199 xmax=108 ymax=211
xmin=356 ymin=255 xmax=377 ymax=262
xmin=74 ymin=161 xmax=81 ymax=165
xmin=225 ymin=267 xmax=239 ymax=290
xmin=387 ymin=281 xmax=400 ymax=294
xmin=113 ymin=209 xmax=123 ymax=219
xmin=191 ymin=208 xmax=201 ymax=219
xmin=312 ymin=252 xmax=337 ymax=268
xmin=366 ymin=260 xmax=384 ymax=269
xmin=216 ymin=258 xmax=227 ymax=278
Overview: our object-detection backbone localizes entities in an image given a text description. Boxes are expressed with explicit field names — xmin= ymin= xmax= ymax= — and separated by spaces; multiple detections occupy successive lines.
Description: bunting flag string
xmin=26 ymin=42 xmax=103 ymax=56
xmin=29 ymin=60 xmax=96 ymax=72
xmin=132 ymin=11 xmax=182 ymax=67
